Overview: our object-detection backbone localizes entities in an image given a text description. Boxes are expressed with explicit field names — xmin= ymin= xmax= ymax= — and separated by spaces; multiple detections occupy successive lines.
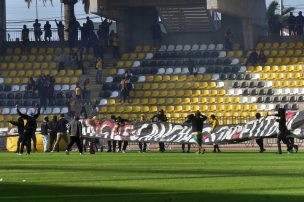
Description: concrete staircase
xmin=86 ymin=53 xmax=114 ymax=105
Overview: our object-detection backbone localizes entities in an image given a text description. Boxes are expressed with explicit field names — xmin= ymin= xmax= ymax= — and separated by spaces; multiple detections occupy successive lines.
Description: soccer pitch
xmin=1 ymin=151 xmax=304 ymax=202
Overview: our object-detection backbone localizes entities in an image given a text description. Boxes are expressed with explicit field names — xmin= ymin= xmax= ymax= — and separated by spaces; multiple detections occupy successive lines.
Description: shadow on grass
xmin=0 ymin=183 xmax=303 ymax=202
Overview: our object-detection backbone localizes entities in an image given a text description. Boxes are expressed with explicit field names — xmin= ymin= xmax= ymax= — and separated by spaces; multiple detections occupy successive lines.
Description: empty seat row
xmin=158 ymin=44 xmax=224 ymax=52
xmin=220 ymin=73 xmax=252 ymax=80
xmin=257 ymin=96 xmax=304 ymax=103
xmin=156 ymin=66 xmax=241 ymax=75
xmin=233 ymin=81 xmax=265 ymax=88
xmin=0 ymin=99 xmax=67 ymax=107
xmin=243 ymin=89 xmax=274 ymax=96
xmin=2 ymin=107 xmax=69 ymax=115
xmin=121 ymin=53 xmax=147 ymax=60
xmin=2 ymin=77 xmax=79 ymax=85
xmin=141 ymin=58 xmax=235 ymax=67
xmin=0 ymin=62 xmax=57 ymax=70
xmin=250 ymin=49 xmax=304 ymax=58
xmin=5 ymin=47 xmax=94 ymax=55
xmin=115 ymin=60 xmax=141 ymax=68
xmin=254 ymin=72 xmax=304 ymax=80
xmin=135 ymin=81 xmax=223 ymax=90
xmin=0 ymin=70 xmax=82 ymax=77
xmin=274 ymin=88 xmax=304 ymax=95
xmin=265 ymin=57 xmax=304 ymax=65
xmin=153 ymin=51 xmax=225 ymax=59
xmin=256 ymin=41 xmax=304 ymax=50
xmin=0 ymin=91 xmax=72 ymax=100
xmin=247 ymin=65 xmax=304 ymax=73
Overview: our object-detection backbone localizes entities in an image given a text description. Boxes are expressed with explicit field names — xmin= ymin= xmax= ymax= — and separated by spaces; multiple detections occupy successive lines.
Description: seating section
xmin=0 ymin=47 xmax=93 ymax=127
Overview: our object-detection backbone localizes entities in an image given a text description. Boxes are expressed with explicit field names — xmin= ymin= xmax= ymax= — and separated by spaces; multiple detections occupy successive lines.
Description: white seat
xmin=275 ymin=88 xmax=283 ymax=95
xmin=110 ymin=91 xmax=119 ymax=98
xmin=252 ymin=73 xmax=261 ymax=80
xmin=70 ymin=84 xmax=76 ymax=91
xmin=266 ymin=104 xmax=275 ymax=110
xmin=231 ymin=58 xmax=239 ymax=65
xmin=2 ymin=108 xmax=10 ymax=115
xmin=117 ymin=69 xmax=125 ymax=75
xmin=241 ymin=97 xmax=248 ymax=103
xmin=291 ymin=88 xmax=299 ymax=95
xmin=159 ymin=45 xmax=167 ymax=52
xmin=19 ymin=108 xmax=27 ymax=114
xmin=265 ymin=81 xmax=273 ymax=87
xmin=207 ymin=44 xmax=216 ymax=50
xmin=217 ymin=82 xmax=224 ymax=88
xmin=165 ymin=68 xmax=174 ymax=75
xmin=216 ymin=44 xmax=224 ymax=50
xmin=282 ymin=88 xmax=291 ymax=95
xmin=218 ymin=51 xmax=226 ymax=58
xmin=99 ymin=99 xmax=108 ymax=105
xmin=10 ymin=108 xmax=17 ymax=115
xmin=0 ymin=78 xmax=4 ymax=84
xmin=191 ymin=44 xmax=199 ymax=51
xmin=157 ymin=68 xmax=165 ymax=75
xmin=258 ymin=104 xmax=266 ymax=111
xmin=175 ymin=44 xmax=183 ymax=51
xmin=239 ymin=66 xmax=247 ymax=73
xmin=42 ymin=107 xmax=52 ymax=114
xmin=133 ymin=61 xmax=141 ymax=68
xmin=20 ymin=85 xmax=27 ymax=91
xmin=235 ymin=89 xmax=243 ymax=95
xmin=249 ymin=97 xmax=257 ymax=103
xmin=145 ymin=53 xmax=154 ymax=59
xmin=199 ymin=44 xmax=207 ymax=51
xmin=54 ymin=85 xmax=61 ymax=91
xmin=198 ymin=67 xmax=206 ymax=74
xmin=183 ymin=44 xmax=191 ymax=51
xmin=227 ymin=89 xmax=234 ymax=95
xmin=138 ymin=76 xmax=146 ymax=82
xmin=105 ymin=76 xmax=113 ymax=83
xmin=182 ymin=67 xmax=189 ymax=74
xmin=61 ymin=107 xmax=68 ymax=114
xmin=167 ymin=45 xmax=175 ymax=51
xmin=299 ymin=88 xmax=304 ymax=94
xmin=174 ymin=67 xmax=182 ymax=74
xmin=12 ymin=85 xmax=20 ymax=91
xmin=52 ymin=107 xmax=61 ymax=114
xmin=62 ymin=84 xmax=69 ymax=91
xmin=212 ymin=74 xmax=219 ymax=81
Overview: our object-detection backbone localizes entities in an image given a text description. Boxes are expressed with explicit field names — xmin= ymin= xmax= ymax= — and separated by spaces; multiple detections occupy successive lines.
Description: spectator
xmin=101 ymin=18 xmax=112 ymax=47
xmin=112 ymin=33 xmax=121 ymax=59
xmin=75 ymin=82 xmax=82 ymax=99
xmin=246 ymin=51 xmax=258 ymax=66
xmin=80 ymin=106 xmax=88 ymax=119
xmin=44 ymin=21 xmax=52 ymax=41
xmin=46 ymin=75 xmax=55 ymax=106
xmin=287 ymin=12 xmax=296 ymax=36
xmin=258 ymin=49 xmax=267 ymax=65
xmin=36 ymin=75 xmax=48 ymax=110
xmin=58 ymin=49 xmax=65 ymax=72
xmin=86 ymin=17 xmax=94 ymax=36
xmin=224 ymin=29 xmax=233 ymax=50
xmin=97 ymin=24 xmax=106 ymax=46
xmin=296 ymin=11 xmax=304 ymax=36
xmin=187 ymin=58 xmax=196 ymax=75
xmin=151 ymin=19 xmax=162 ymax=47
xmin=27 ymin=77 xmax=36 ymax=93
xmin=138 ymin=114 xmax=148 ymax=153
xmin=95 ymin=57 xmax=103 ymax=84
xmin=21 ymin=25 xmax=29 ymax=51
xmin=79 ymin=23 xmax=89 ymax=41
xmin=124 ymin=69 xmax=133 ymax=80
xmin=67 ymin=17 xmax=80 ymax=46
xmin=83 ymin=78 xmax=91 ymax=104
xmin=33 ymin=19 xmax=42 ymax=41
xmin=55 ymin=19 xmax=64 ymax=41
xmin=119 ymin=78 xmax=129 ymax=103
xmin=40 ymin=116 xmax=50 ymax=152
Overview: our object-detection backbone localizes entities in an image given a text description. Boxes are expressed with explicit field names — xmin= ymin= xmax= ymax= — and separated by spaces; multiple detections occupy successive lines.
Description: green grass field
xmin=1 ymin=151 xmax=304 ymax=202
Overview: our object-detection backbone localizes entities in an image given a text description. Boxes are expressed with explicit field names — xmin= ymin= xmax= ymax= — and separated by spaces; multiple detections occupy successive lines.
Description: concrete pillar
xmin=116 ymin=7 xmax=158 ymax=51
xmin=242 ymin=18 xmax=254 ymax=50
xmin=0 ymin=0 xmax=6 ymax=46
xmin=61 ymin=0 xmax=77 ymax=40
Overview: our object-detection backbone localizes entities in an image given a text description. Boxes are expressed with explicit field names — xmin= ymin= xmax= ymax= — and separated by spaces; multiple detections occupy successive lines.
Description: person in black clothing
xmin=151 ymin=19 xmax=162 ymax=47
xmin=182 ymin=114 xmax=194 ymax=153
xmin=49 ymin=116 xmax=59 ymax=152
xmin=187 ymin=58 xmax=196 ymax=75
xmin=246 ymin=51 xmax=258 ymax=66
xmin=55 ymin=19 xmax=64 ymax=41
xmin=101 ymin=18 xmax=112 ymax=47
xmin=52 ymin=114 xmax=69 ymax=152
xmin=17 ymin=104 xmax=41 ymax=155
xmin=66 ymin=116 xmax=83 ymax=155
xmin=40 ymin=116 xmax=50 ymax=152
xmin=151 ymin=109 xmax=168 ymax=152
xmin=33 ymin=19 xmax=42 ymax=41
xmin=255 ymin=113 xmax=266 ymax=153
xmin=138 ymin=114 xmax=148 ymax=153
xmin=116 ymin=117 xmax=129 ymax=153
xmin=185 ymin=111 xmax=207 ymax=154
xmin=224 ymin=29 xmax=233 ymax=50
xmin=9 ymin=116 xmax=24 ymax=154
xmin=287 ymin=12 xmax=296 ymax=36
xmin=296 ymin=11 xmax=304 ymax=36
xmin=107 ymin=115 xmax=117 ymax=152
xmin=44 ymin=21 xmax=52 ymax=41
xmin=86 ymin=17 xmax=94 ymax=37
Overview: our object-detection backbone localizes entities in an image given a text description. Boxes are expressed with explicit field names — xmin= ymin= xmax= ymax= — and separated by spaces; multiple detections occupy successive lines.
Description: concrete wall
xmin=117 ymin=7 xmax=158 ymax=51
xmin=161 ymin=14 xmax=243 ymax=47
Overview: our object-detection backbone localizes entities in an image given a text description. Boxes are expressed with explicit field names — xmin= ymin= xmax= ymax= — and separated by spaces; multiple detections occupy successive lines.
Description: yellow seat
xmin=200 ymin=105 xmax=208 ymax=112
xmin=200 ymin=97 xmax=207 ymax=104
xmin=17 ymin=70 xmax=25 ymax=77
xmin=232 ymin=97 xmax=240 ymax=103
xmin=45 ymin=55 xmax=53 ymax=62
xmin=116 ymin=61 xmax=124 ymax=68
xmin=138 ymin=53 xmax=145 ymax=60
xmin=226 ymin=105 xmax=233 ymax=111
xmin=224 ymin=97 xmax=232 ymax=103
xmin=250 ymin=105 xmax=258 ymax=111
xmin=294 ymin=72 xmax=301 ymax=79
xmin=33 ymin=63 xmax=41 ymax=69
xmin=5 ymin=78 xmax=13 ymax=84
xmin=270 ymin=50 xmax=278 ymax=57
xmin=67 ymin=70 xmax=74 ymax=76
xmin=9 ymin=71 xmax=17 ymax=77
xmin=286 ymin=73 xmax=293 ymax=79
xmin=143 ymin=45 xmax=151 ymax=52
xmin=124 ymin=61 xmax=133 ymax=68
xmin=121 ymin=53 xmax=129 ymax=60
xmin=55 ymin=77 xmax=62 ymax=83
xmin=272 ymin=42 xmax=280 ymax=49
xmin=8 ymin=63 xmax=15 ymax=70
xmin=256 ymin=43 xmax=264 ymax=49
xmin=280 ymin=42 xmax=288 ymax=49
xmin=21 ymin=78 xmax=29 ymax=84
xmin=288 ymin=42 xmax=295 ymax=49
xmin=278 ymin=50 xmax=286 ymax=57
xmin=58 ymin=70 xmax=66 ymax=76
xmin=135 ymin=45 xmax=143 ymax=52
xmin=16 ymin=63 xmax=24 ymax=69
xmin=242 ymin=104 xmax=250 ymax=111
xmin=286 ymin=50 xmax=294 ymax=57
